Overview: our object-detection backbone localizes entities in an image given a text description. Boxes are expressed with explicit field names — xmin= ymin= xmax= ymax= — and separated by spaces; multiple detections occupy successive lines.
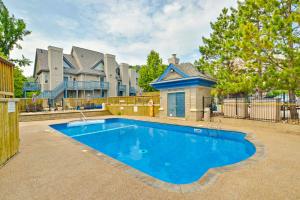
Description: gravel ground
xmin=0 ymin=116 xmax=299 ymax=200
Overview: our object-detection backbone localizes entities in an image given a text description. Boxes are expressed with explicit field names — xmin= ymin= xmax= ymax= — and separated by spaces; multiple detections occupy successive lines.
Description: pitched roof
xmin=71 ymin=46 xmax=104 ymax=70
xmin=173 ymin=63 xmax=214 ymax=80
xmin=63 ymin=54 xmax=78 ymax=68
xmin=153 ymin=63 xmax=215 ymax=83
xmin=34 ymin=46 xmax=106 ymax=76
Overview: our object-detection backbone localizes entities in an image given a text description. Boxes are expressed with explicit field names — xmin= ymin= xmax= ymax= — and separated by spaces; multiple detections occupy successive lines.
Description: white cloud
xmin=163 ymin=2 xmax=183 ymax=14
xmin=95 ymin=2 xmax=154 ymax=39
xmin=10 ymin=0 xmax=238 ymax=77
xmin=55 ymin=17 xmax=79 ymax=30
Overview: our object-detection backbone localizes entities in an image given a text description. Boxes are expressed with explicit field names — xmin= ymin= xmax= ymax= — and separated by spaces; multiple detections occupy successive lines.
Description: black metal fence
xmin=203 ymin=96 xmax=300 ymax=124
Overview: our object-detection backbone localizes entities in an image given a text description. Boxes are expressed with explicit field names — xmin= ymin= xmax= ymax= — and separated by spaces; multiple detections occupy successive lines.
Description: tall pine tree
xmin=198 ymin=0 xmax=300 ymax=118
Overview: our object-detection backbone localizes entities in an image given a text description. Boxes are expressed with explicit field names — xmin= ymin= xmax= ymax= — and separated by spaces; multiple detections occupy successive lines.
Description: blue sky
xmin=4 ymin=0 xmax=237 ymax=76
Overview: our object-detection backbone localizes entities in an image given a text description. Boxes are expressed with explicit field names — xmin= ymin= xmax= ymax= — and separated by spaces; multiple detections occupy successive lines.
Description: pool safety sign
xmin=8 ymin=101 xmax=16 ymax=113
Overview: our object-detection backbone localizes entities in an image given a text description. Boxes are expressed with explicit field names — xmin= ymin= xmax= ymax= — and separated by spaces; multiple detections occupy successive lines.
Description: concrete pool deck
xmin=0 ymin=116 xmax=299 ymax=200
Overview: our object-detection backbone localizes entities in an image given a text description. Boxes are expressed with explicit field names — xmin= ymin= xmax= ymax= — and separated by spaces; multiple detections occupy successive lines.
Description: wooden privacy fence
xmin=141 ymin=91 xmax=160 ymax=96
xmin=18 ymin=98 xmax=47 ymax=112
xmin=0 ymin=57 xmax=19 ymax=166
xmin=107 ymin=96 xmax=160 ymax=105
xmin=64 ymin=96 xmax=160 ymax=117
xmin=64 ymin=96 xmax=160 ymax=108
xmin=0 ymin=57 xmax=14 ymax=98
xmin=64 ymin=98 xmax=107 ymax=108
xmin=107 ymin=105 xmax=160 ymax=117
xmin=0 ymin=99 xmax=19 ymax=166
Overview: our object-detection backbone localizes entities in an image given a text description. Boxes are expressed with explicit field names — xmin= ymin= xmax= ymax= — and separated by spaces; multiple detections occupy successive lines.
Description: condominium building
xmin=24 ymin=46 xmax=139 ymax=99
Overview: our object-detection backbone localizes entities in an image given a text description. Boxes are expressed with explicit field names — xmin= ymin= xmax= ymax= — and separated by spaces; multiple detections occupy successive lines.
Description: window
xmin=45 ymin=74 xmax=48 ymax=84
xmin=116 ymin=67 xmax=120 ymax=76
xmin=101 ymin=90 xmax=105 ymax=97
xmin=63 ymin=60 xmax=72 ymax=69
xmin=94 ymin=61 xmax=104 ymax=71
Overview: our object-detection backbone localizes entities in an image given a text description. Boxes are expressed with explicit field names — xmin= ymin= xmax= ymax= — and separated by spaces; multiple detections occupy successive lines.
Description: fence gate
xmin=202 ymin=97 xmax=216 ymax=117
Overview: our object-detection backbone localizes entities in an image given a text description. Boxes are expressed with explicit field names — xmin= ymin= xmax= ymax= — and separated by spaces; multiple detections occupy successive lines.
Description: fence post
xmin=283 ymin=92 xmax=286 ymax=120
xmin=202 ymin=96 xmax=205 ymax=118
xmin=235 ymin=96 xmax=238 ymax=118
xmin=62 ymin=98 xmax=64 ymax=110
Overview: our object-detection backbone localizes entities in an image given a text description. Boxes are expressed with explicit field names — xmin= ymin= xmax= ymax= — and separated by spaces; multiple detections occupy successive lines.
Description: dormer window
xmin=94 ymin=61 xmax=104 ymax=71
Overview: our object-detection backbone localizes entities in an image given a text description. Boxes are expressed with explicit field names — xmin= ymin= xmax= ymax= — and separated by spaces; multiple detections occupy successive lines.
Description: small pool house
xmin=151 ymin=54 xmax=215 ymax=121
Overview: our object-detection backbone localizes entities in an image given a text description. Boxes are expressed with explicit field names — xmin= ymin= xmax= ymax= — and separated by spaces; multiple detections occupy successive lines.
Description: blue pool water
xmin=50 ymin=118 xmax=255 ymax=184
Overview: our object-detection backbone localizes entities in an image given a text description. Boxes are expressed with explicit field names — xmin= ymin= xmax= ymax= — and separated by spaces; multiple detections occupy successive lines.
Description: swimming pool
xmin=50 ymin=118 xmax=255 ymax=184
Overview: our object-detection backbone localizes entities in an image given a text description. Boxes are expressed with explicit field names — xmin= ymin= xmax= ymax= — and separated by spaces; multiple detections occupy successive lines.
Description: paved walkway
xmin=0 ymin=116 xmax=299 ymax=200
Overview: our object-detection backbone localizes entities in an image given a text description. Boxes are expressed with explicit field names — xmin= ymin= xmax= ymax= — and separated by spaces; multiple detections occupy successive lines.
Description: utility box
xmin=204 ymin=107 xmax=211 ymax=122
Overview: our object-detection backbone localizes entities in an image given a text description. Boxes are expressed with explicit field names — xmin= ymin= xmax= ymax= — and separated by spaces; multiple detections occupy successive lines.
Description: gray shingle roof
xmin=152 ymin=63 xmax=215 ymax=83
xmin=173 ymin=63 xmax=215 ymax=81
xmin=63 ymin=54 xmax=78 ymax=68
xmin=71 ymin=46 xmax=104 ymax=70
xmin=34 ymin=46 xmax=106 ymax=76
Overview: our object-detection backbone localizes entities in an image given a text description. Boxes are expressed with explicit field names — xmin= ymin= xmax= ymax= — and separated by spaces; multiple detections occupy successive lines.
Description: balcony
xmin=65 ymin=81 xmax=109 ymax=90
xmin=118 ymin=85 xmax=126 ymax=92
xmin=38 ymin=90 xmax=51 ymax=98
xmin=100 ymin=82 xmax=109 ymax=90
xmin=23 ymin=82 xmax=41 ymax=92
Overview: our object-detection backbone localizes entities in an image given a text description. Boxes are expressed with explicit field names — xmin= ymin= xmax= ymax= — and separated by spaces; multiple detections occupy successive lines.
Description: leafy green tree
xmin=13 ymin=66 xmax=27 ymax=97
xmin=0 ymin=0 xmax=31 ymax=97
xmin=237 ymin=0 xmax=300 ymax=118
xmin=0 ymin=0 xmax=31 ymax=57
xmin=138 ymin=50 xmax=167 ymax=92
xmin=130 ymin=65 xmax=141 ymax=72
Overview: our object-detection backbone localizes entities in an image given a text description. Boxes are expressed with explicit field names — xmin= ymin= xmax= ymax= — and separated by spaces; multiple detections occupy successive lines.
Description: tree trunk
xmin=286 ymin=1 xmax=298 ymax=120
xmin=288 ymin=90 xmax=298 ymax=120
xmin=257 ymin=88 xmax=263 ymax=98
